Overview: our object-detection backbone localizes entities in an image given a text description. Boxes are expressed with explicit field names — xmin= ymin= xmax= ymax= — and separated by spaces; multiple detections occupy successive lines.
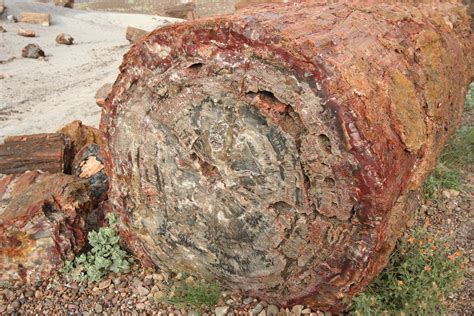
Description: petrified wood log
xmin=100 ymin=1 xmax=473 ymax=312
xmin=0 ymin=133 xmax=72 ymax=174
xmin=0 ymin=171 xmax=93 ymax=283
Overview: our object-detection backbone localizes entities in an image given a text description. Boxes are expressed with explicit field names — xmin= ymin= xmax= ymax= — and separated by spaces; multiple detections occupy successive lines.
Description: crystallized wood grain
xmin=100 ymin=0 xmax=473 ymax=312
xmin=0 ymin=133 xmax=72 ymax=174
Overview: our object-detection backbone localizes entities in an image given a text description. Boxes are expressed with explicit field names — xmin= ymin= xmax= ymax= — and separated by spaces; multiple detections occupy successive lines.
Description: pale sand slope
xmin=0 ymin=0 xmax=181 ymax=140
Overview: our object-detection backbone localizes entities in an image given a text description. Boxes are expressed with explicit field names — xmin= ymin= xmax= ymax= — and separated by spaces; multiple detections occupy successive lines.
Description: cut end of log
xmin=100 ymin=1 xmax=473 ymax=312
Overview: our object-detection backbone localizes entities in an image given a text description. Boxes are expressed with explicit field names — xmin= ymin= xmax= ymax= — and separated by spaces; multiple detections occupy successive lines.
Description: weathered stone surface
xmin=19 ymin=12 xmax=51 ymax=26
xmin=55 ymin=33 xmax=74 ymax=45
xmin=21 ymin=43 xmax=45 ymax=59
xmin=100 ymin=1 xmax=473 ymax=312
xmin=0 ymin=171 xmax=93 ymax=284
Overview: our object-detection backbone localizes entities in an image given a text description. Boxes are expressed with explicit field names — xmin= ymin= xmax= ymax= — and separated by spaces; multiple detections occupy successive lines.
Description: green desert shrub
xmin=61 ymin=213 xmax=132 ymax=282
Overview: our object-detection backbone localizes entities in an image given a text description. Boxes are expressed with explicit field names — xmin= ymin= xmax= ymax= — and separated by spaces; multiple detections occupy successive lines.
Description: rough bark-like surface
xmin=0 ymin=171 xmax=93 ymax=284
xmin=100 ymin=1 xmax=473 ymax=312
xmin=0 ymin=133 xmax=72 ymax=174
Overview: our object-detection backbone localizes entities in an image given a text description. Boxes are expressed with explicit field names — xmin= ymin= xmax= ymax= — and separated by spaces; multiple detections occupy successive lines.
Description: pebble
xmin=99 ymin=278 xmax=112 ymax=290
xmin=136 ymin=284 xmax=150 ymax=296
xmin=267 ymin=305 xmax=279 ymax=316
xmin=252 ymin=303 xmax=264 ymax=314
xmin=188 ymin=310 xmax=200 ymax=316
xmin=258 ymin=310 xmax=267 ymax=316
xmin=243 ymin=297 xmax=254 ymax=305
xmin=7 ymin=15 xmax=17 ymax=23
xmin=215 ymin=306 xmax=230 ymax=316
xmin=0 ymin=26 xmax=6 ymax=33
xmin=55 ymin=33 xmax=74 ymax=45
xmin=136 ymin=302 xmax=146 ymax=310
xmin=95 ymin=303 xmax=103 ymax=313
xmin=291 ymin=305 xmax=304 ymax=316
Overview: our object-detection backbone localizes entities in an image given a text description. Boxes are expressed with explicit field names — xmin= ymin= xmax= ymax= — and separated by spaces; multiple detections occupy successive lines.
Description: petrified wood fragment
xmin=0 ymin=133 xmax=72 ymax=174
xmin=0 ymin=171 xmax=93 ymax=283
xmin=59 ymin=120 xmax=103 ymax=158
xmin=73 ymin=144 xmax=108 ymax=204
xmin=100 ymin=1 xmax=473 ymax=312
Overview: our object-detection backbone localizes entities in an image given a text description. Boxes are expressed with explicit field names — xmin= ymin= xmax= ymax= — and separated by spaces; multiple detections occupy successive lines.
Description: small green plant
xmin=465 ymin=82 xmax=474 ymax=110
xmin=351 ymin=230 xmax=466 ymax=315
xmin=61 ymin=213 xmax=132 ymax=282
xmin=166 ymin=280 xmax=221 ymax=306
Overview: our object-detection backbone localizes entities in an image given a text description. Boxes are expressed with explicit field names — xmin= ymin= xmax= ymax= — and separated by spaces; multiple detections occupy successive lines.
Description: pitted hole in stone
xmin=323 ymin=177 xmax=336 ymax=187
xmin=318 ymin=134 xmax=332 ymax=154
xmin=271 ymin=201 xmax=293 ymax=214
xmin=188 ymin=62 xmax=204 ymax=70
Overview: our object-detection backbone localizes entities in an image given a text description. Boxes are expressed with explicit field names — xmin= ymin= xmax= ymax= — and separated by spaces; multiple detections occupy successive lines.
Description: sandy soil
xmin=0 ymin=0 xmax=180 ymax=141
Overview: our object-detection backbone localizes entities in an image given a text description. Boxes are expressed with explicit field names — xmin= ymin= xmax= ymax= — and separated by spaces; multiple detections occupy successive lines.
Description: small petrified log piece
xmin=58 ymin=120 xmax=103 ymax=158
xmin=0 ymin=171 xmax=93 ymax=283
xmin=19 ymin=12 xmax=51 ymax=26
xmin=100 ymin=1 xmax=473 ymax=312
xmin=125 ymin=26 xmax=147 ymax=44
xmin=0 ymin=133 xmax=72 ymax=174
xmin=73 ymin=144 xmax=108 ymax=204
xmin=21 ymin=43 xmax=45 ymax=58
xmin=56 ymin=33 xmax=74 ymax=45
xmin=17 ymin=28 xmax=35 ymax=37
xmin=54 ymin=0 xmax=74 ymax=8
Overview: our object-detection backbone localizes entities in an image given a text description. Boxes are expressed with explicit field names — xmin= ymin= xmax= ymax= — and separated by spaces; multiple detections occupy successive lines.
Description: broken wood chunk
xmin=58 ymin=120 xmax=103 ymax=158
xmin=0 ymin=171 xmax=93 ymax=284
xmin=100 ymin=1 xmax=473 ymax=312
xmin=19 ymin=12 xmax=51 ymax=26
xmin=17 ymin=28 xmax=36 ymax=37
xmin=0 ymin=133 xmax=72 ymax=174
xmin=125 ymin=26 xmax=147 ymax=44
xmin=21 ymin=43 xmax=45 ymax=58
xmin=56 ymin=33 xmax=74 ymax=45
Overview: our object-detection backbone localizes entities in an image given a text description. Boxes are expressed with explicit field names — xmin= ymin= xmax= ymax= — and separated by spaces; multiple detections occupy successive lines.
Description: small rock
xmin=291 ymin=305 xmax=304 ymax=316
xmin=0 ymin=26 xmax=6 ymax=33
xmin=441 ymin=190 xmax=451 ymax=199
xmin=188 ymin=310 xmax=200 ymax=316
xmin=21 ymin=43 xmax=45 ymax=58
xmin=243 ymin=297 xmax=254 ymax=305
xmin=99 ymin=278 xmax=112 ymax=290
xmin=17 ymin=29 xmax=35 ymax=37
xmin=136 ymin=284 xmax=150 ymax=296
xmin=301 ymin=308 xmax=311 ymax=314
xmin=137 ymin=302 xmax=146 ymax=310
xmin=144 ymin=278 xmax=154 ymax=287
xmin=95 ymin=303 xmax=103 ymax=313
xmin=258 ymin=310 xmax=267 ymax=316
xmin=0 ymin=305 xmax=6 ymax=313
xmin=252 ymin=303 xmax=264 ymax=314
xmin=215 ymin=306 xmax=230 ymax=316
xmin=267 ymin=305 xmax=279 ymax=316
xmin=56 ymin=33 xmax=74 ymax=45
xmin=7 ymin=15 xmax=17 ymax=23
